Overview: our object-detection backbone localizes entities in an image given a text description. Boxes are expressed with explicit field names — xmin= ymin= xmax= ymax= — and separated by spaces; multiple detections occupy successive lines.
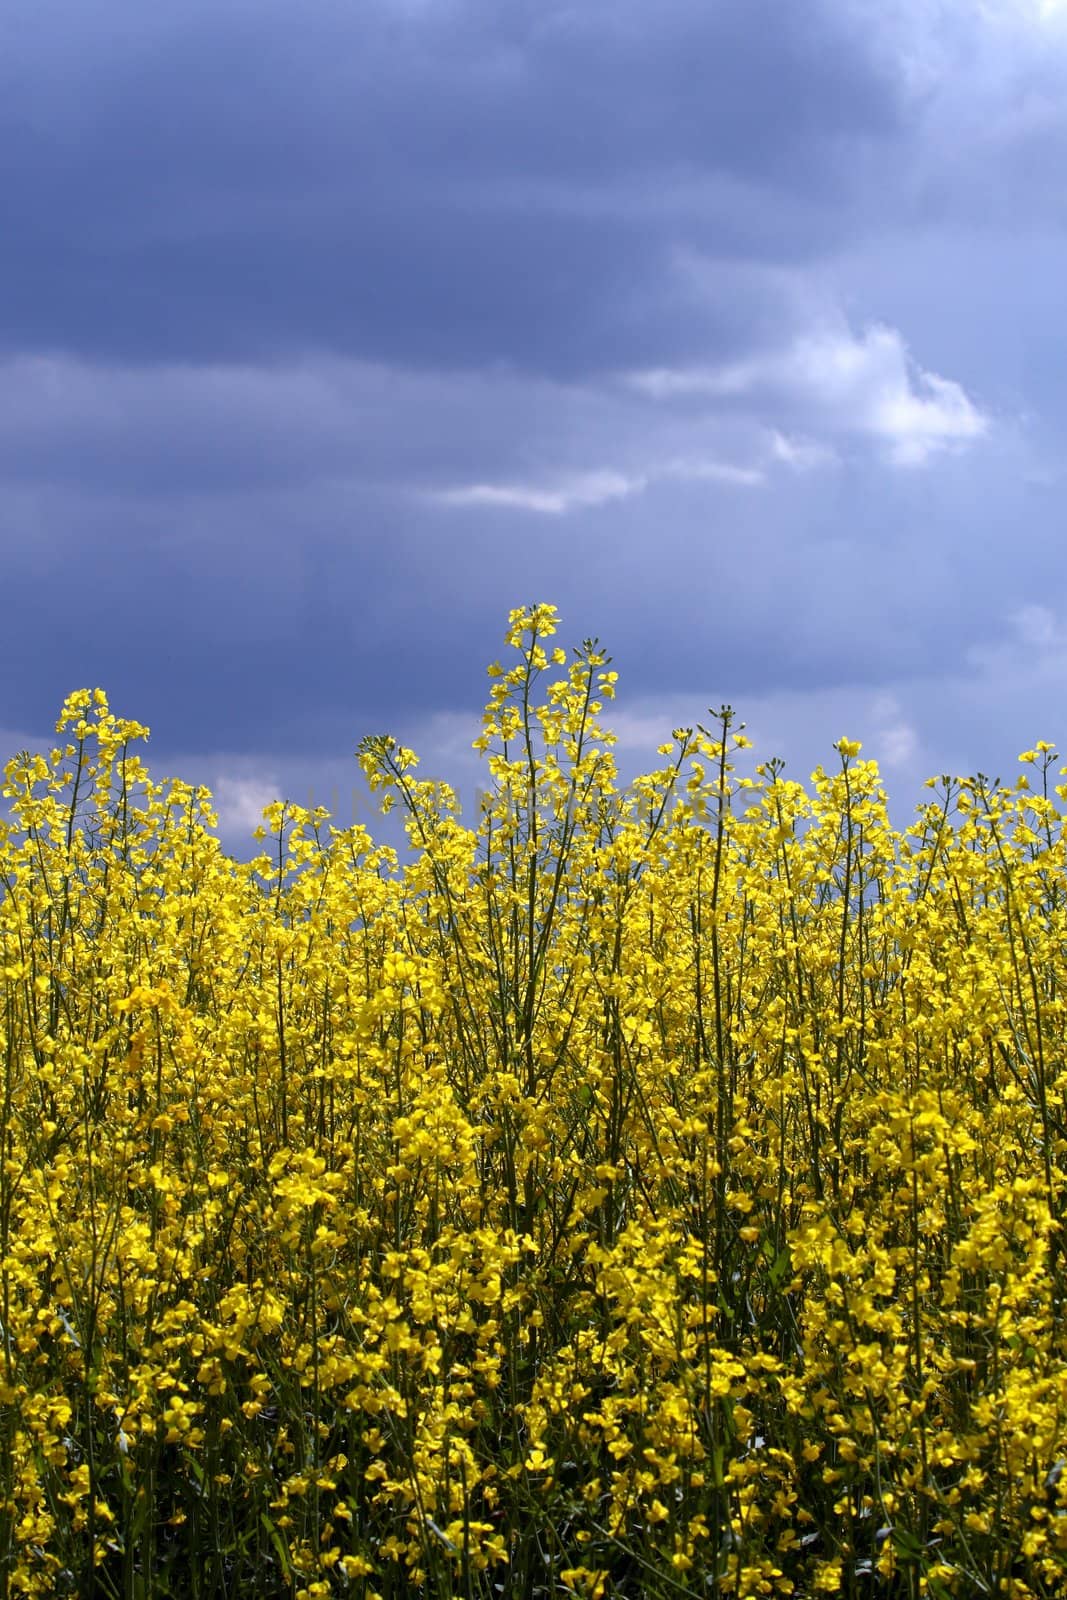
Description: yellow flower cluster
xmin=0 ymin=614 xmax=1065 ymax=1596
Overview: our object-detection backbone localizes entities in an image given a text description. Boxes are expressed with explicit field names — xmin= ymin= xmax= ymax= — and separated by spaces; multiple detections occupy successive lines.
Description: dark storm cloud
xmin=0 ymin=0 xmax=904 ymax=374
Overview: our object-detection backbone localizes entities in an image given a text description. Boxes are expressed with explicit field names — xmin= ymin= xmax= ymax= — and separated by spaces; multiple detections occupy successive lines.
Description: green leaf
xmin=260 ymin=1512 xmax=291 ymax=1579
xmin=890 ymin=1525 xmax=924 ymax=1562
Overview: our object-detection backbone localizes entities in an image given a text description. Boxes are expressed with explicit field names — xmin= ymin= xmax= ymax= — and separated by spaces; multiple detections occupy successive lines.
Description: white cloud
xmin=983 ymin=0 xmax=1067 ymax=25
xmin=628 ymin=319 xmax=990 ymax=468
xmin=429 ymin=454 xmax=765 ymax=515
xmin=1009 ymin=601 xmax=1057 ymax=648
xmin=627 ymin=365 xmax=747 ymax=401
xmin=966 ymin=602 xmax=1067 ymax=685
xmin=660 ymin=456 xmax=765 ymax=487
xmin=879 ymin=723 xmax=920 ymax=767
xmin=870 ymin=693 xmax=920 ymax=769
xmin=866 ymin=359 xmax=988 ymax=465
xmin=769 ymin=431 xmax=839 ymax=471
xmin=211 ymin=774 xmax=283 ymax=833
xmin=430 ymin=469 xmax=647 ymax=515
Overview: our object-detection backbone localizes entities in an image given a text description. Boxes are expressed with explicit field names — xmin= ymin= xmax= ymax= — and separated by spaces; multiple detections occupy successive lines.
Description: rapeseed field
xmin=0 ymin=604 xmax=1065 ymax=1597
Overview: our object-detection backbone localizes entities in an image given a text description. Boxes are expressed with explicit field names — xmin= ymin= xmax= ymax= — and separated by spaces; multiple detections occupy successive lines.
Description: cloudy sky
xmin=3 ymin=0 xmax=1067 ymax=844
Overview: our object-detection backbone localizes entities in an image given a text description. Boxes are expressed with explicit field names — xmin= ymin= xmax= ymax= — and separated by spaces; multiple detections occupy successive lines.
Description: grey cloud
xmin=0 ymin=0 xmax=907 ymax=375
xmin=0 ymin=327 xmax=1039 ymax=766
xmin=0 ymin=352 xmax=767 ymax=497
